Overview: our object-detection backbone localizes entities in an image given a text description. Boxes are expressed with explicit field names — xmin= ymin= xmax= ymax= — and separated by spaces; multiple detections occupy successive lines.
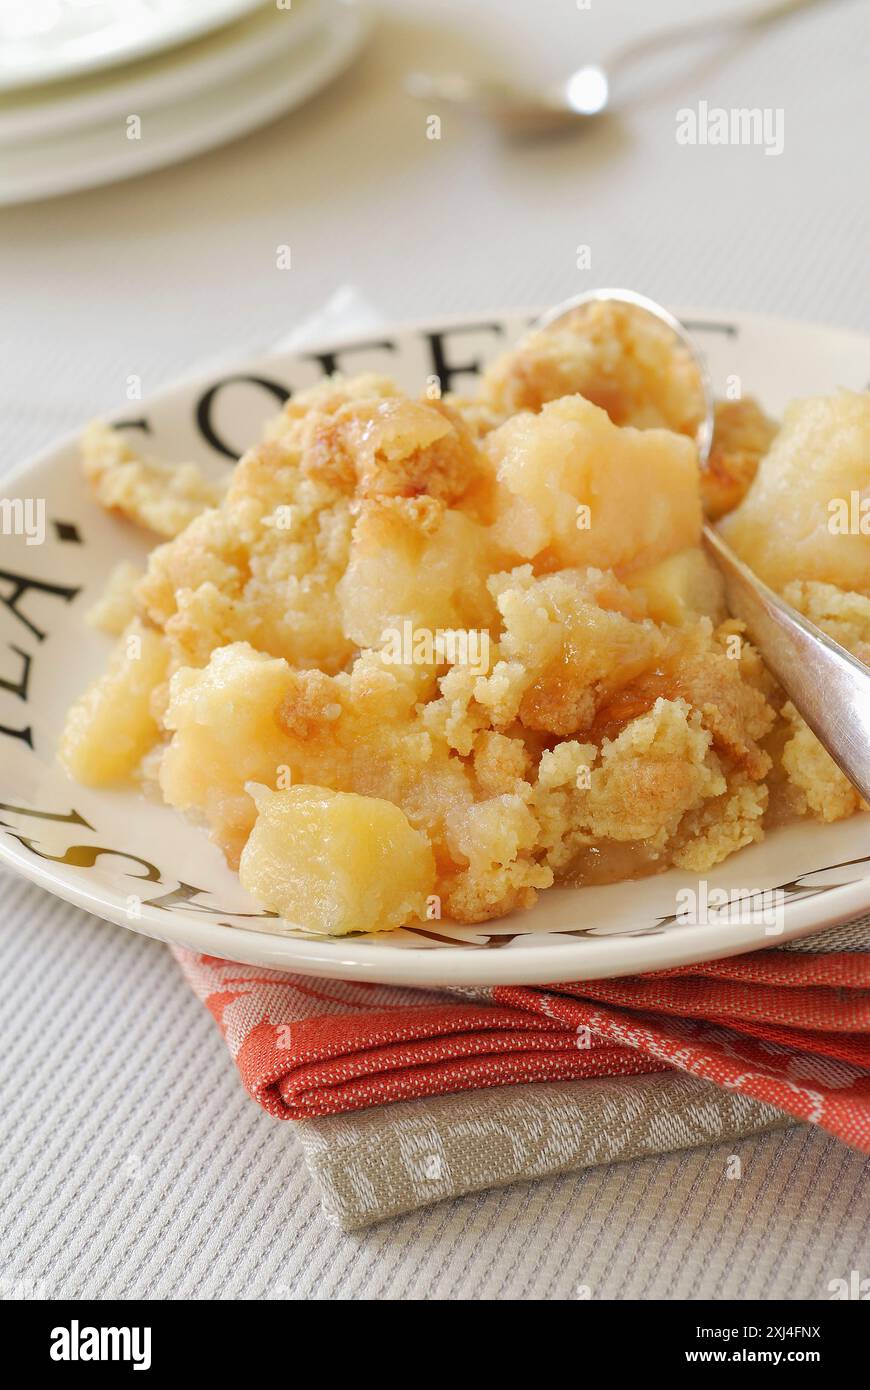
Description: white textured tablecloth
xmin=2 ymin=0 xmax=869 ymax=1300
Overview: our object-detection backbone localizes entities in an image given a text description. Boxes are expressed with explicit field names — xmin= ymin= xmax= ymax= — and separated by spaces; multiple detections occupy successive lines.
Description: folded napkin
xmin=174 ymin=914 xmax=870 ymax=1224
xmin=298 ymin=1075 xmax=794 ymax=1230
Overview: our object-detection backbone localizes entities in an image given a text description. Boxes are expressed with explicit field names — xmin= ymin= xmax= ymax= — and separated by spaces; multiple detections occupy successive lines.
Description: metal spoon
xmin=406 ymin=0 xmax=828 ymax=134
xmin=530 ymin=288 xmax=870 ymax=806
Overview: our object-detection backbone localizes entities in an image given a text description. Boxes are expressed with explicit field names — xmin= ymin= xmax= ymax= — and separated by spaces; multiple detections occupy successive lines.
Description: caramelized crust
xmin=480 ymin=301 xmax=706 ymax=435
xmin=701 ymin=398 xmax=779 ymax=520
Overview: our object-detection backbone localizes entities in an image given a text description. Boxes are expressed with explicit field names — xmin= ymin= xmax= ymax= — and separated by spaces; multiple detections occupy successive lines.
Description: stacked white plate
xmin=0 ymin=0 xmax=370 ymax=205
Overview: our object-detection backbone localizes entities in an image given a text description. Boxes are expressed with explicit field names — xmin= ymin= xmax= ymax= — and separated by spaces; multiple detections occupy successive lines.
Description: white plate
xmin=0 ymin=0 xmax=267 ymax=93
xmin=1 ymin=308 xmax=869 ymax=986
xmin=0 ymin=0 xmax=326 ymax=145
xmin=0 ymin=0 xmax=369 ymax=205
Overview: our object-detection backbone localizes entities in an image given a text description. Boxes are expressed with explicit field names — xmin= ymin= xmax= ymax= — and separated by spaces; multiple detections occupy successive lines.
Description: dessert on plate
xmin=59 ymin=304 xmax=870 ymax=936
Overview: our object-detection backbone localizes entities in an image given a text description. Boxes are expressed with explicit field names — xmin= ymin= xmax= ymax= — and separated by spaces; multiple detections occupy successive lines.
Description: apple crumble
xmin=60 ymin=303 xmax=870 ymax=935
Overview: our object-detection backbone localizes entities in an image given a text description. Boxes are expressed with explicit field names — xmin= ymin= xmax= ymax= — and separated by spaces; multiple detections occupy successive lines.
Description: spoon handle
xmin=607 ymin=0 xmax=830 ymax=78
xmin=703 ymin=524 xmax=870 ymax=806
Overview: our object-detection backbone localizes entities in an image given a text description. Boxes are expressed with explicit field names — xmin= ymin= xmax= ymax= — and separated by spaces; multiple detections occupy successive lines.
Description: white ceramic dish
xmin=0 ymin=0 xmax=369 ymax=205
xmin=1 ymin=307 xmax=868 ymax=986
xmin=0 ymin=0 xmax=325 ymax=146
xmin=0 ymin=0 xmax=267 ymax=93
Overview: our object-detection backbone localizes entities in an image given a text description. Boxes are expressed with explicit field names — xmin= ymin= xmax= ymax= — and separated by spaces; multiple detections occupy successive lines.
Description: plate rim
xmin=0 ymin=0 xmax=328 ymax=147
xmin=0 ymin=1 xmax=370 ymax=206
xmin=0 ymin=824 xmax=868 ymax=985
xmin=7 ymin=303 xmax=870 ymax=490
xmin=2 ymin=302 xmax=869 ymax=986
xmin=0 ymin=0 xmax=269 ymax=94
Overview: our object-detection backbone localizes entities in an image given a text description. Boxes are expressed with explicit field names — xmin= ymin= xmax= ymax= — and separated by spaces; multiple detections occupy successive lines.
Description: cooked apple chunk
xmin=59 ymin=619 xmax=169 ymax=785
xmin=85 ymin=560 xmax=144 ymax=635
xmin=484 ymin=395 xmax=701 ymax=574
xmin=625 ymin=548 xmax=726 ymax=627
xmin=239 ymin=784 xmax=436 ymax=934
xmin=338 ymin=496 xmax=499 ymax=651
xmin=718 ymin=392 xmax=870 ymax=594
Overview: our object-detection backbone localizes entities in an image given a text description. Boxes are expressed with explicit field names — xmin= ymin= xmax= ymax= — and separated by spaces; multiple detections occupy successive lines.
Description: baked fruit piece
xmin=59 ymin=619 xmax=169 ymax=785
xmin=718 ymin=392 xmax=870 ymax=823
xmin=482 ymin=395 xmax=702 ymax=573
xmin=239 ymin=785 xmax=436 ymax=935
xmin=718 ymin=392 xmax=870 ymax=594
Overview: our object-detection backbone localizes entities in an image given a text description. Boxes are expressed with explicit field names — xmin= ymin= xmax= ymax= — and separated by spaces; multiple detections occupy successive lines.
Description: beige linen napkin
xmin=297 ymin=1072 xmax=794 ymax=1230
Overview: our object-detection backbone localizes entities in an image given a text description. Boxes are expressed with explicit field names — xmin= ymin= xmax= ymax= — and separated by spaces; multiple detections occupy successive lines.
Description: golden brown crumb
xmin=479 ymin=301 xmax=706 ymax=435
xmin=82 ymin=421 xmax=222 ymax=538
xmin=701 ymin=398 xmax=779 ymax=520
xmin=303 ymin=395 xmax=486 ymax=507
xmin=780 ymin=702 xmax=863 ymax=821
xmin=782 ymin=580 xmax=870 ymax=665
xmin=478 ymin=566 xmax=669 ymax=737
xmin=673 ymin=774 xmax=768 ymax=871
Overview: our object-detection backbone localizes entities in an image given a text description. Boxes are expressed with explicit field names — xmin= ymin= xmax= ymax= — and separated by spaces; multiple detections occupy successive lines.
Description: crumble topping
xmin=59 ymin=308 xmax=869 ymax=934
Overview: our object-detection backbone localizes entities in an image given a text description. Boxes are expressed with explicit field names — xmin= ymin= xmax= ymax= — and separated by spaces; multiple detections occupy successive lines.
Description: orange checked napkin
xmin=174 ymin=921 xmax=870 ymax=1155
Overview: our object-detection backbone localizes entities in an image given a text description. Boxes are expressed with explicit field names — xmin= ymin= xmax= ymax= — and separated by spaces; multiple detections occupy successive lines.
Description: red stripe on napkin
xmin=174 ymin=944 xmax=870 ymax=1152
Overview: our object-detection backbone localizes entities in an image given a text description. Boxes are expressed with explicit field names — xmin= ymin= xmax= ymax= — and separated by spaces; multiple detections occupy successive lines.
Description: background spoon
xmin=407 ymin=0 xmax=832 ymax=135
